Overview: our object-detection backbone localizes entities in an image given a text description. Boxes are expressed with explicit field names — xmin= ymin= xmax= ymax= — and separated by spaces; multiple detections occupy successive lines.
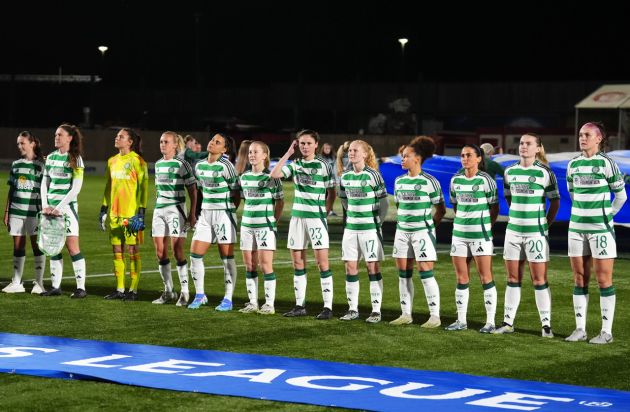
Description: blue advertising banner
xmin=1 ymin=332 xmax=629 ymax=411
xmin=380 ymin=151 xmax=630 ymax=223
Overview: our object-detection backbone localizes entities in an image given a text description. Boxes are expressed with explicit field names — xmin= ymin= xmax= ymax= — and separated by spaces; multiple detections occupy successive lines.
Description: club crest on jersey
xmin=414 ymin=184 xmax=421 ymax=191
xmin=258 ymin=180 xmax=267 ymax=188
xmin=528 ymin=176 xmax=536 ymax=183
xmin=124 ymin=163 xmax=131 ymax=169
xmin=169 ymin=167 xmax=175 ymax=173
xmin=213 ymin=171 xmax=219 ymax=177
xmin=311 ymin=168 xmax=318 ymax=175
xmin=592 ymin=166 xmax=600 ymax=173
xmin=472 ymin=184 xmax=479 ymax=191
xmin=361 ymin=180 xmax=368 ymax=186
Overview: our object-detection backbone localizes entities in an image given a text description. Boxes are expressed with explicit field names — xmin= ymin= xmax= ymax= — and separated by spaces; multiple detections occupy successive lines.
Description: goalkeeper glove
xmin=128 ymin=208 xmax=146 ymax=233
xmin=99 ymin=206 xmax=107 ymax=231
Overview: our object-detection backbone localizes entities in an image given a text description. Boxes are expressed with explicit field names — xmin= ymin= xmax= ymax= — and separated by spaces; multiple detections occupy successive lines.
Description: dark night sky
xmin=3 ymin=1 xmax=630 ymax=87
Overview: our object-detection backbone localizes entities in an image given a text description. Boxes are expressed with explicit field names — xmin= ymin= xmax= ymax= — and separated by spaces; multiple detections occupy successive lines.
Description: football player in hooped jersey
xmin=188 ymin=133 xmax=241 ymax=311
xmin=390 ymin=136 xmax=446 ymax=328
xmin=3 ymin=131 xmax=46 ymax=294
xmin=337 ymin=140 xmax=389 ymax=323
xmin=270 ymin=130 xmax=336 ymax=320
xmin=239 ymin=141 xmax=284 ymax=315
xmin=101 ymin=128 xmax=149 ymax=301
xmin=565 ymin=122 xmax=627 ymax=344
xmin=494 ymin=133 xmax=560 ymax=338
xmin=151 ymin=132 xmax=197 ymax=307
xmin=446 ymin=144 xmax=499 ymax=333
xmin=40 ymin=124 xmax=87 ymax=298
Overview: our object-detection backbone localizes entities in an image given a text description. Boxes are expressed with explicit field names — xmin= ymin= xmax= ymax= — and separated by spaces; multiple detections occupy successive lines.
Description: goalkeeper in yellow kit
xmin=100 ymin=128 xmax=149 ymax=301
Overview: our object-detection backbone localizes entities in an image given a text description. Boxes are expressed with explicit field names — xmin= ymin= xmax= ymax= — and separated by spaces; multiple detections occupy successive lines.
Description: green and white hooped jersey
xmin=44 ymin=151 xmax=84 ymax=207
xmin=8 ymin=158 xmax=44 ymax=218
xmin=567 ymin=152 xmax=625 ymax=234
xmin=281 ymin=156 xmax=335 ymax=219
xmin=339 ymin=166 xmax=387 ymax=231
xmin=449 ymin=171 xmax=498 ymax=241
xmin=239 ymin=170 xmax=284 ymax=229
xmin=195 ymin=157 xmax=240 ymax=211
xmin=154 ymin=156 xmax=196 ymax=209
xmin=504 ymin=160 xmax=560 ymax=236
xmin=394 ymin=172 xmax=443 ymax=232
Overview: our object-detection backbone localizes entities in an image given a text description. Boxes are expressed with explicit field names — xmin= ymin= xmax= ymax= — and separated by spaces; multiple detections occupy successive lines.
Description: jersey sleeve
xmin=373 ymin=170 xmax=388 ymax=199
xmin=271 ymin=177 xmax=284 ymax=200
xmin=566 ymin=161 xmax=574 ymax=194
xmin=606 ymin=158 xmax=625 ymax=193
xmin=503 ymin=168 xmax=511 ymax=198
xmin=428 ymin=176 xmax=444 ymax=205
xmin=281 ymin=163 xmax=294 ymax=179
xmin=544 ymin=168 xmax=560 ymax=200
xmin=136 ymin=157 xmax=149 ymax=209
xmin=181 ymin=159 xmax=197 ymax=187
xmin=223 ymin=161 xmax=240 ymax=191
xmin=102 ymin=158 xmax=112 ymax=207
xmin=449 ymin=176 xmax=457 ymax=205
xmin=323 ymin=159 xmax=335 ymax=188
xmin=338 ymin=172 xmax=347 ymax=199
xmin=485 ymin=175 xmax=498 ymax=205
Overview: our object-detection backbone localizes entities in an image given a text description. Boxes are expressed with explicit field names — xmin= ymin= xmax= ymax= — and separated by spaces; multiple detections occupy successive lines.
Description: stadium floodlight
xmin=98 ymin=46 xmax=109 ymax=56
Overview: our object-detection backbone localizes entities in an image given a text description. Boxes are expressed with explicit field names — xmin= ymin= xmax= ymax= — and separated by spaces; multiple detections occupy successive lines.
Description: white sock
xmin=34 ymin=254 xmax=46 ymax=287
xmin=190 ymin=255 xmax=205 ymax=295
xmin=294 ymin=270 xmax=307 ymax=306
xmin=320 ymin=270 xmax=333 ymax=310
xmin=71 ymin=255 xmax=86 ymax=290
xmin=483 ymin=283 xmax=497 ymax=325
xmin=600 ymin=287 xmax=616 ymax=334
xmin=398 ymin=272 xmax=413 ymax=315
xmin=534 ymin=284 xmax=551 ymax=328
xmin=369 ymin=280 xmax=382 ymax=313
xmin=246 ymin=272 xmax=259 ymax=306
xmin=346 ymin=274 xmax=360 ymax=312
xmin=455 ymin=284 xmax=469 ymax=324
xmin=176 ymin=261 xmax=189 ymax=294
xmin=264 ymin=273 xmax=276 ymax=307
xmin=12 ymin=254 xmax=25 ymax=284
xmin=421 ymin=272 xmax=440 ymax=317
xmin=50 ymin=255 xmax=63 ymax=289
xmin=572 ymin=287 xmax=588 ymax=330
xmin=504 ymin=282 xmax=521 ymax=325
xmin=159 ymin=260 xmax=173 ymax=292
xmin=222 ymin=257 xmax=237 ymax=301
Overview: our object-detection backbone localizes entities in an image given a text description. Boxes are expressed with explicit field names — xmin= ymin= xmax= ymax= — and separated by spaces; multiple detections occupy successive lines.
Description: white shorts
xmin=57 ymin=204 xmax=80 ymax=237
xmin=8 ymin=216 xmax=38 ymax=236
xmin=192 ymin=209 xmax=237 ymax=244
xmin=342 ymin=230 xmax=384 ymax=262
xmin=503 ymin=232 xmax=549 ymax=262
xmin=450 ymin=238 xmax=494 ymax=257
xmin=240 ymin=227 xmax=276 ymax=251
xmin=152 ymin=205 xmax=189 ymax=238
xmin=287 ymin=217 xmax=329 ymax=250
xmin=568 ymin=231 xmax=617 ymax=259
xmin=392 ymin=229 xmax=437 ymax=261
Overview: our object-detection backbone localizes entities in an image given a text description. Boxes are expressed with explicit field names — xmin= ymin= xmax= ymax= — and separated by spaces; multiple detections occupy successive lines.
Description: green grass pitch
xmin=0 ymin=174 xmax=628 ymax=410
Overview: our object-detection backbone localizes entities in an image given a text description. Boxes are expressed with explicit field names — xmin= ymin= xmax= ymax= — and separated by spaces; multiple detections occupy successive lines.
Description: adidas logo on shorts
xmin=419 ymin=252 xmax=427 ymax=258
xmin=476 ymin=246 xmax=484 ymax=253
xmin=221 ymin=236 xmax=227 ymax=241
xmin=314 ymin=241 xmax=322 ymax=246
xmin=369 ymin=253 xmax=376 ymax=259
xmin=260 ymin=242 xmax=267 ymax=247
xmin=599 ymin=250 xmax=608 ymax=256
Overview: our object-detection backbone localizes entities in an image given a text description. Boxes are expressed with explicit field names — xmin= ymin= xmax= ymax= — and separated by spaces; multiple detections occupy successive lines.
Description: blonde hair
xmin=524 ymin=133 xmax=548 ymax=165
xmin=235 ymin=139 xmax=253 ymax=174
xmin=162 ymin=131 xmax=184 ymax=155
xmin=351 ymin=140 xmax=378 ymax=170
xmin=250 ymin=140 xmax=271 ymax=170
xmin=336 ymin=140 xmax=351 ymax=176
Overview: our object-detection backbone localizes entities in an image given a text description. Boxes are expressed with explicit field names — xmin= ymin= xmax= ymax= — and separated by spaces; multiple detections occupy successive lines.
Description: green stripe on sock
xmin=51 ymin=254 xmax=63 ymax=261
xmin=420 ymin=270 xmax=434 ymax=279
xmin=368 ymin=274 xmax=378 ymax=282
xmin=398 ymin=270 xmax=409 ymax=278
xmin=320 ymin=270 xmax=332 ymax=278
xmin=600 ymin=286 xmax=615 ymax=297
xmin=264 ymin=273 xmax=276 ymax=281
xmin=507 ymin=282 xmax=522 ymax=288
xmin=221 ymin=255 xmax=235 ymax=261
xmin=190 ymin=253 xmax=203 ymax=259
xmin=573 ymin=286 xmax=588 ymax=295
xmin=374 ymin=272 xmax=382 ymax=281
xmin=246 ymin=271 xmax=258 ymax=279
xmin=482 ymin=281 xmax=496 ymax=290
xmin=534 ymin=282 xmax=549 ymax=290
xmin=294 ymin=269 xmax=306 ymax=276
xmin=405 ymin=269 xmax=414 ymax=278
xmin=346 ymin=274 xmax=359 ymax=282
xmin=456 ymin=283 xmax=469 ymax=290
